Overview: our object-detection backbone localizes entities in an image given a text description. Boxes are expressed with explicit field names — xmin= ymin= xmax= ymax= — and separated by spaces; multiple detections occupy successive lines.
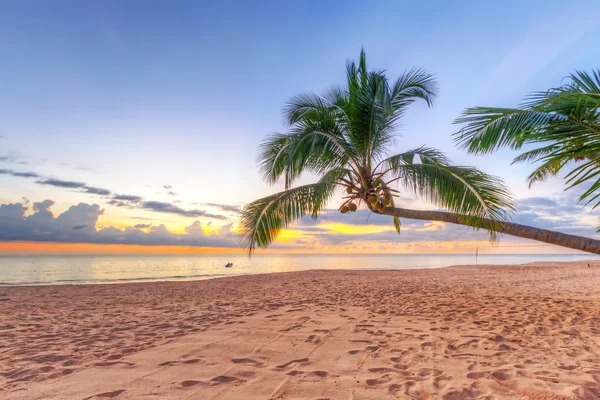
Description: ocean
xmin=1 ymin=253 xmax=599 ymax=286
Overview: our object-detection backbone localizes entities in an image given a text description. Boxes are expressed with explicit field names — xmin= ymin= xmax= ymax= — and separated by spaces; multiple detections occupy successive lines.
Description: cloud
xmin=205 ymin=203 xmax=242 ymax=214
xmin=35 ymin=178 xmax=112 ymax=197
xmin=33 ymin=200 xmax=55 ymax=212
xmin=185 ymin=221 xmax=204 ymax=235
xmin=83 ymin=187 xmax=111 ymax=196
xmin=108 ymin=197 xmax=225 ymax=219
xmin=163 ymin=185 xmax=172 ymax=189
xmin=0 ymin=155 xmax=28 ymax=165
xmin=1 ymin=170 xmax=111 ymax=196
xmin=36 ymin=179 xmax=86 ymax=189
xmin=140 ymin=201 xmax=226 ymax=219
xmin=112 ymin=194 xmax=143 ymax=202
xmin=167 ymin=191 xmax=176 ymax=196
xmin=0 ymin=201 xmax=238 ymax=248
xmin=1 ymin=169 xmax=229 ymax=220
xmin=107 ymin=200 xmax=127 ymax=207
xmin=0 ymin=168 xmax=40 ymax=178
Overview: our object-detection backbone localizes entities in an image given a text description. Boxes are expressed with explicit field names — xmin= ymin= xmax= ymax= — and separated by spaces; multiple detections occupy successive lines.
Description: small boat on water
xmin=225 ymin=262 xmax=233 ymax=268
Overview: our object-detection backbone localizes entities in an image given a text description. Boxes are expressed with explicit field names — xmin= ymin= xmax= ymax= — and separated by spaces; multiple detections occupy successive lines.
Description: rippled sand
xmin=2 ymin=262 xmax=600 ymax=399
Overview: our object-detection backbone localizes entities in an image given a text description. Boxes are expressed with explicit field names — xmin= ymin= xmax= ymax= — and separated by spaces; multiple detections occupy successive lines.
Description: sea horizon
xmin=1 ymin=253 xmax=598 ymax=286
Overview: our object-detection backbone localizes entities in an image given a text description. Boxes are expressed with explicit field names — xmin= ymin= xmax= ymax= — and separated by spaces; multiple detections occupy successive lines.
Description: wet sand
xmin=1 ymin=262 xmax=600 ymax=399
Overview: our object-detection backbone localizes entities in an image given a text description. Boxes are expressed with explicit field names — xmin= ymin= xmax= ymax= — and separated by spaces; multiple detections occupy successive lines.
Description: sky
xmin=1 ymin=0 xmax=599 ymax=255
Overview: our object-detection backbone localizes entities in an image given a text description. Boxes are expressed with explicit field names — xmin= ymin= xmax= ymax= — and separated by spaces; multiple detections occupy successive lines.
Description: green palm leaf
xmin=384 ymin=160 xmax=514 ymax=237
xmin=454 ymin=69 xmax=600 ymax=221
xmin=240 ymin=181 xmax=337 ymax=252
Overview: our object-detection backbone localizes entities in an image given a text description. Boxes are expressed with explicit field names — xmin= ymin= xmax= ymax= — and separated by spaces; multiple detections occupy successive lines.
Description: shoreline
xmin=2 ymin=258 xmax=600 ymax=288
xmin=2 ymin=262 xmax=600 ymax=399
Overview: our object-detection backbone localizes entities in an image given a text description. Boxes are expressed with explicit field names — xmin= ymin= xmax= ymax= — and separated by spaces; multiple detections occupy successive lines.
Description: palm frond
xmin=388 ymin=67 xmax=438 ymax=109
xmin=258 ymin=110 xmax=358 ymax=188
xmin=511 ymin=144 xmax=562 ymax=164
xmin=526 ymin=158 xmax=569 ymax=187
xmin=570 ymin=69 xmax=600 ymax=94
xmin=385 ymin=159 xmax=514 ymax=238
xmin=453 ymin=108 xmax=553 ymax=154
xmin=283 ymin=92 xmax=327 ymax=126
xmin=239 ymin=181 xmax=337 ymax=253
xmin=379 ymin=146 xmax=450 ymax=171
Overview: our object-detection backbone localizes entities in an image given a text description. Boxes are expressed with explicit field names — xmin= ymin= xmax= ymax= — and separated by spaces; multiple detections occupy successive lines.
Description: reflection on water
xmin=0 ymin=253 xmax=599 ymax=286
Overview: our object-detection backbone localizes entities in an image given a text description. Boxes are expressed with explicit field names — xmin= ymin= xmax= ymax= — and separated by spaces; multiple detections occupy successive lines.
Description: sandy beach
xmin=2 ymin=262 xmax=600 ymax=399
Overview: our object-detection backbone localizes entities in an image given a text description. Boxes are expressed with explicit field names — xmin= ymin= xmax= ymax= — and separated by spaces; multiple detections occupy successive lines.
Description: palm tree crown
xmin=240 ymin=50 xmax=514 ymax=252
xmin=454 ymin=70 xmax=600 ymax=212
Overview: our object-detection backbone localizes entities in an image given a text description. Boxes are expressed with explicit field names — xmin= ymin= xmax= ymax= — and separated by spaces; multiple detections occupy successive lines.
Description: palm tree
xmin=454 ymin=70 xmax=600 ymax=221
xmin=240 ymin=51 xmax=600 ymax=254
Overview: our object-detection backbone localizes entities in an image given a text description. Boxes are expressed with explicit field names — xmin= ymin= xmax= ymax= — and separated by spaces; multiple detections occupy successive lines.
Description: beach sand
xmin=1 ymin=262 xmax=600 ymax=399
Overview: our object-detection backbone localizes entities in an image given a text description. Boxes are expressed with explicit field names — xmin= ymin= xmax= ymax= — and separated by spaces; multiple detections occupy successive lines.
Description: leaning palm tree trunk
xmin=379 ymin=206 xmax=600 ymax=253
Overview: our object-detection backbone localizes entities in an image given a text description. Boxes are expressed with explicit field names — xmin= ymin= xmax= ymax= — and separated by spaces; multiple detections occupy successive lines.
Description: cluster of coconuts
xmin=339 ymin=181 xmax=393 ymax=214
xmin=340 ymin=186 xmax=359 ymax=214
xmin=367 ymin=178 xmax=393 ymax=212
xmin=368 ymin=190 xmax=392 ymax=212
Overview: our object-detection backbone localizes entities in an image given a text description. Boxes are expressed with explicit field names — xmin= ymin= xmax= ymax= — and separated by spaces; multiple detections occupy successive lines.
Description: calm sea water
xmin=1 ymin=253 xmax=599 ymax=286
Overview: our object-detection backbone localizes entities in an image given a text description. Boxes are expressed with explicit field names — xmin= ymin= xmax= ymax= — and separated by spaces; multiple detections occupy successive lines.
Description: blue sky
xmin=1 ymin=1 xmax=599 ymax=253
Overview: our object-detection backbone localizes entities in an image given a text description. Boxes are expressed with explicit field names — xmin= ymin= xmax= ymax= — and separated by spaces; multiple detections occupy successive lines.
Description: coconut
xmin=384 ymin=198 xmax=392 ymax=206
xmin=348 ymin=203 xmax=357 ymax=212
xmin=346 ymin=187 xmax=353 ymax=194
xmin=367 ymin=194 xmax=378 ymax=204
xmin=383 ymin=192 xmax=392 ymax=201
xmin=340 ymin=206 xmax=349 ymax=214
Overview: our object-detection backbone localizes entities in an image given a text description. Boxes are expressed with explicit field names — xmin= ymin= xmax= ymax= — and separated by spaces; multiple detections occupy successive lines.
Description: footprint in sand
xmin=280 ymin=317 xmax=310 ymax=332
xmin=180 ymin=380 xmax=202 ymax=388
xmin=286 ymin=370 xmax=328 ymax=378
xmin=368 ymin=367 xmax=395 ymax=373
xmin=95 ymin=361 xmax=135 ymax=367
xmin=275 ymin=358 xmax=310 ymax=370
xmin=491 ymin=370 xmax=510 ymax=381
xmin=420 ymin=342 xmax=434 ymax=351
xmin=434 ymin=375 xmax=453 ymax=389
xmin=83 ymin=389 xmax=126 ymax=399
xmin=159 ymin=358 xmax=203 ymax=367
xmin=306 ymin=334 xmax=321 ymax=344
xmin=366 ymin=375 xmax=391 ymax=386
xmin=231 ymin=358 xmax=264 ymax=367
xmin=466 ymin=371 xmax=488 ymax=379
xmin=286 ymin=370 xmax=304 ymax=376
xmin=348 ymin=350 xmax=361 ymax=355
xmin=211 ymin=376 xmax=239 ymax=384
